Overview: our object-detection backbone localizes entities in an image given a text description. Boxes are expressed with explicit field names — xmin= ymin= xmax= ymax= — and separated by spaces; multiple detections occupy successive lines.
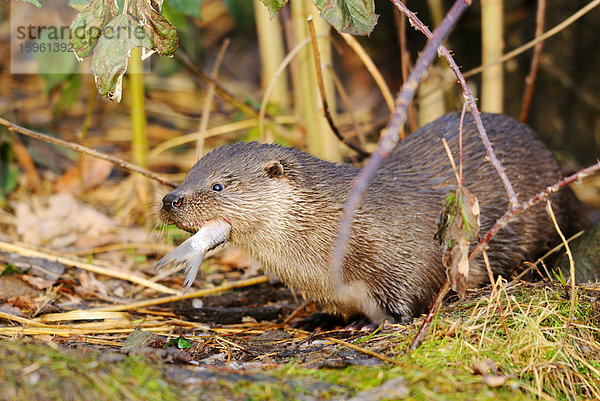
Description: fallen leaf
xmin=472 ymin=358 xmax=497 ymax=375
xmin=54 ymin=155 xmax=114 ymax=194
xmin=482 ymin=375 xmax=508 ymax=388
xmin=21 ymin=275 xmax=55 ymax=290
xmin=122 ymin=327 xmax=158 ymax=350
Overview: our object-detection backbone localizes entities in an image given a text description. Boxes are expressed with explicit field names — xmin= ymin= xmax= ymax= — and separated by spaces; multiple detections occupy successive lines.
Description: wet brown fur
xmin=160 ymin=113 xmax=591 ymax=323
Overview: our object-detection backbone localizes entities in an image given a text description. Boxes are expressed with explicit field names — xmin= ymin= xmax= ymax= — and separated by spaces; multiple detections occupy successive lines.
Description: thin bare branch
xmin=174 ymin=50 xmax=261 ymax=119
xmin=307 ymin=16 xmax=368 ymax=157
xmin=463 ymin=0 xmax=600 ymax=80
xmin=469 ymin=161 xmax=600 ymax=260
xmin=0 ymin=117 xmax=177 ymax=188
xmin=196 ymin=38 xmax=230 ymax=159
xmin=409 ymin=278 xmax=450 ymax=350
xmin=519 ymin=0 xmax=547 ymax=122
xmin=393 ymin=5 xmax=418 ymax=132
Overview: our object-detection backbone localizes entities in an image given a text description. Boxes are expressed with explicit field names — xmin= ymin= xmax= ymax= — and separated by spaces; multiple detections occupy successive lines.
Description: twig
xmin=331 ymin=0 xmax=470 ymax=289
xmin=307 ymin=16 xmax=368 ymax=157
xmin=329 ymin=66 xmax=366 ymax=147
xmin=416 ymin=0 xmax=600 ymax=120
xmin=417 ymin=106 xmax=475 ymax=348
xmin=70 ymin=242 xmax=175 ymax=255
xmin=463 ymin=0 xmax=600 ymax=80
xmin=0 ymin=240 xmax=178 ymax=294
xmin=326 ymin=336 xmax=404 ymax=366
xmin=84 ymin=275 xmax=270 ymax=312
xmin=0 ymin=117 xmax=177 ymax=188
xmin=441 ymin=138 xmax=460 ymax=184
xmin=514 ymin=230 xmax=585 ymax=281
xmin=392 ymin=0 xmax=518 ymax=205
xmin=196 ymin=38 xmax=230 ymax=159
xmin=456 ymin=103 xmax=468 ymax=184
xmin=258 ymin=37 xmax=312 ymax=141
xmin=519 ymin=0 xmax=546 ymax=122
xmin=174 ymin=50 xmax=261 ymax=119
xmin=393 ymin=4 xmax=418 ymax=132
xmin=469 ymin=161 xmax=600 ymax=260
xmin=150 ymin=116 xmax=297 ymax=160
xmin=282 ymin=299 xmax=313 ymax=325
xmin=410 ymin=278 xmax=450 ymax=350
xmin=546 ymin=200 xmax=576 ymax=351
xmin=339 ymin=33 xmax=395 ymax=118
xmin=482 ymin=250 xmax=509 ymax=337
xmin=11 ymin=135 xmax=42 ymax=189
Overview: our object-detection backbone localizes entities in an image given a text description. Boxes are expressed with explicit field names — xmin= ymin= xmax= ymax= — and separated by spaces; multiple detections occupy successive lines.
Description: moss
xmin=0 ymin=342 xmax=184 ymax=401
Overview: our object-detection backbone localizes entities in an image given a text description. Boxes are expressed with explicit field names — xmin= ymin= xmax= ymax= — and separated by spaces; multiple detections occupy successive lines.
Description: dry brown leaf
xmin=14 ymin=193 xmax=148 ymax=249
xmin=76 ymin=271 xmax=109 ymax=297
xmin=54 ymin=155 xmax=113 ymax=195
xmin=472 ymin=358 xmax=497 ymax=375
xmin=21 ymin=274 xmax=55 ymax=290
xmin=482 ymin=375 xmax=509 ymax=388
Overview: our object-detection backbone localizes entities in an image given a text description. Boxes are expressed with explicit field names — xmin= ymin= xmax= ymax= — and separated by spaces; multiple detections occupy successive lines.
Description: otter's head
xmin=160 ymin=142 xmax=303 ymax=244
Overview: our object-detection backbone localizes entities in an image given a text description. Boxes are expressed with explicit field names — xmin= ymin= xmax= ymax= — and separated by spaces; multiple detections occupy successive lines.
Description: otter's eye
xmin=212 ymin=183 xmax=224 ymax=192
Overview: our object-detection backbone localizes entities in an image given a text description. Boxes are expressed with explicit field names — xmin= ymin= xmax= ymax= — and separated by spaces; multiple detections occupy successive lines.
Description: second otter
xmin=158 ymin=112 xmax=592 ymax=323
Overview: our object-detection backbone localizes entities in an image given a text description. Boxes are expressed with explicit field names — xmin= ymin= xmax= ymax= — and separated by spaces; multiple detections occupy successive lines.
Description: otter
xmin=158 ymin=112 xmax=592 ymax=323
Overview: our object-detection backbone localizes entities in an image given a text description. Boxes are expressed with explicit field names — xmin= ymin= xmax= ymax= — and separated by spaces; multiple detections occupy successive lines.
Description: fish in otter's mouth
xmin=155 ymin=218 xmax=231 ymax=292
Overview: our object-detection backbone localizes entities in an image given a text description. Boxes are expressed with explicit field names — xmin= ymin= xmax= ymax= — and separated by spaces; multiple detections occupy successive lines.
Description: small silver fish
xmin=155 ymin=219 xmax=231 ymax=292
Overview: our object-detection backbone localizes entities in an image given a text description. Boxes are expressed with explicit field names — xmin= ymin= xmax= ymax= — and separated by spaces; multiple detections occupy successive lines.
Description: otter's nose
xmin=162 ymin=191 xmax=184 ymax=212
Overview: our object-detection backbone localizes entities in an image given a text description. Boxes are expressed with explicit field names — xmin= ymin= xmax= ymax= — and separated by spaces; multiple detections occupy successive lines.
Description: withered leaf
xmin=130 ymin=0 xmax=179 ymax=57
xmin=435 ymin=186 xmax=480 ymax=298
xmin=69 ymin=0 xmax=118 ymax=61
xmin=90 ymin=14 xmax=153 ymax=102
xmin=122 ymin=327 xmax=158 ymax=350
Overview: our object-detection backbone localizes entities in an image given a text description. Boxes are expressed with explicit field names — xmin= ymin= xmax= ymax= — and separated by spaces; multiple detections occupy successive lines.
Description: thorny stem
xmin=0 ymin=117 xmax=178 ymax=188
xmin=331 ymin=0 xmax=470 ymax=287
xmin=469 ymin=161 xmax=600 ymax=260
xmin=392 ymin=0 xmax=519 ymax=206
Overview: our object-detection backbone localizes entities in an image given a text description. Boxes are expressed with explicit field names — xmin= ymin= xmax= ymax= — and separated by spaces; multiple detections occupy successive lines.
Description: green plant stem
xmin=128 ymin=48 xmax=147 ymax=168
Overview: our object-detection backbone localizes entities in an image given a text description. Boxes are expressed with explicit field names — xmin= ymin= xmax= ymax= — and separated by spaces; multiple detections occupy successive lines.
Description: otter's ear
xmin=263 ymin=160 xmax=285 ymax=178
